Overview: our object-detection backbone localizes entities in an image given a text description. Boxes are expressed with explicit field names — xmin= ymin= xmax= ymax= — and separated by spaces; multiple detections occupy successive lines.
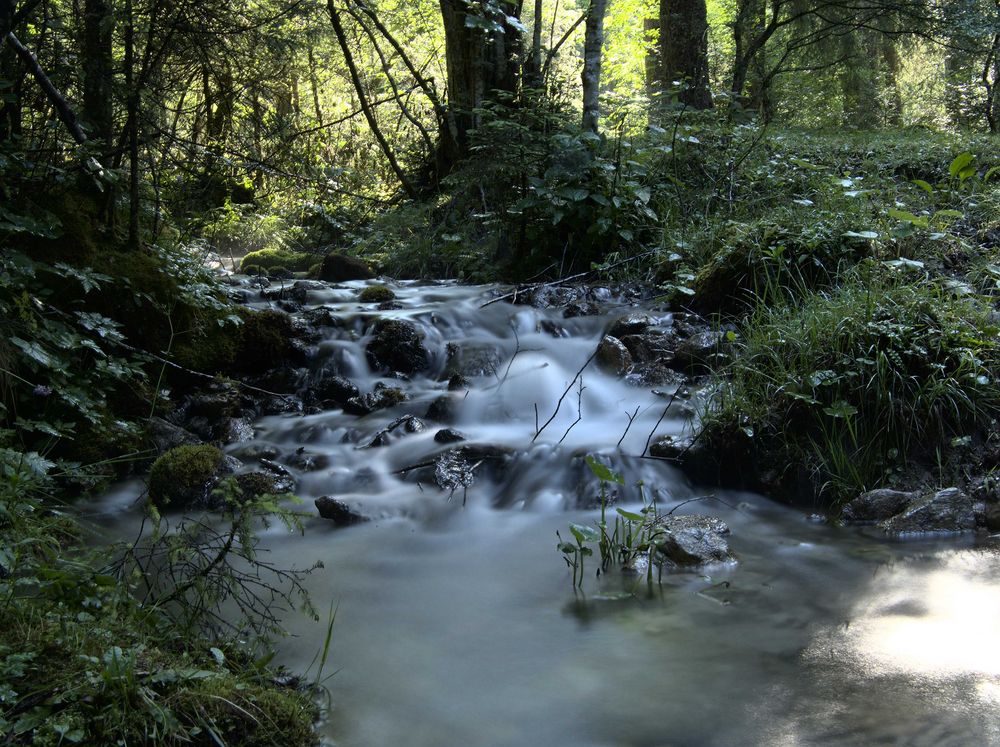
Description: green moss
xmin=148 ymin=444 xmax=222 ymax=508
xmin=318 ymin=253 xmax=374 ymax=282
xmin=306 ymin=262 xmax=322 ymax=279
xmin=358 ymin=284 xmax=396 ymax=302
xmin=240 ymin=248 xmax=314 ymax=273
xmin=267 ymin=265 xmax=292 ymax=279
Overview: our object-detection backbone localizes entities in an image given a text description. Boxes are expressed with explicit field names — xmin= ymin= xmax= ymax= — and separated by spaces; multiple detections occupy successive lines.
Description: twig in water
xmin=533 ymin=350 xmax=597 ymax=443
xmin=642 ymin=388 xmax=680 ymax=456
xmin=557 ymin=378 xmax=585 ymax=445
xmin=617 ymin=405 xmax=642 ymax=449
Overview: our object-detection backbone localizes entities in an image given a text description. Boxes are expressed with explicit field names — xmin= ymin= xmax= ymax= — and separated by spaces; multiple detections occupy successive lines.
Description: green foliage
xmin=147 ymin=445 xmax=223 ymax=508
xmin=0 ymin=453 xmax=318 ymax=746
xmin=704 ymin=263 xmax=1000 ymax=503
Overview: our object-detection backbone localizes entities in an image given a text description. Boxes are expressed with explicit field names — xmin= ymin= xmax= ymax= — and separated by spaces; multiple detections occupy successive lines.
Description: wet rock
xmin=434 ymin=428 xmax=466 ymax=444
xmin=671 ymin=330 xmax=729 ymax=374
xmin=656 ymin=515 xmax=734 ymax=566
xmin=445 ymin=342 xmax=503 ymax=379
xmin=621 ymin=330 xmax=677 ymax=365
xmin=608 ymin=313 xmax=653 ymax=338
xmin=233 ymin=443 xmax=280 ymax=462
xmin=185 ymin=385 xmax=241 ymax=421
xmin=377 ymin=301 xmax=404 ymax=311
xmin=985 ymin=503 xmax=1000 ymax=532
xmin=366 ymin=319 xmax=429 ymax=374
xmin=842 ymin=488 xmax=919 ymax=523
xmin=286 ymin=449 xmax=330 ymax=471
xmin=564 ymin=301 xmax=599 ymax=318
xmin=262 ymin=281 xmax=309 ymax=306
xmin=648 ymin=434 xmax=734 ymax=486
xmin=596 ymin=336 xmax=633 ymax=376
xmin=343 ymin=383 xmax=407 ymax=416
xmin=425 ymin=394 xmax=459 ymax=424
xmin=312 ymin=374 xmax=360 ymax=406
xmin=148 ymin=417 xmax=200 ymax=455
xmin=881 ymin=488 xmax=978 ymax=535
xmin=222 ymin=417 xmax=255 ymax=445
xmin=301 ymin=307 xmax=342 ymax=328
xmin=447 ymin=374 xmax=470 ymax=391
xmin=319 ymin=253 xmax=375 ymax=282
xmin=364 ymin=415 xmax=426 ymax=447
xmin=539 ymin=319 xmax=569 ymax=338
xmin=520 ymin=285 xmax=582 ymax=310
xmin=625 ymin=365 xmax=689 ymax=389
xmin=315 ymin=496 xmax=370 ymax=526
xmin=434 ymin=451 xmax=476 ymax=492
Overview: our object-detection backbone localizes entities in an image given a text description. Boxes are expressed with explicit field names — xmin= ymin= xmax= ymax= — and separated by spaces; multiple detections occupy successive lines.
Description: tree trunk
xmin=581 ymin=0 xmax=608 ymax=132
xmin=82 ymin=0 xmax=113 ymax=154
xmin=841 ymin=32 xmax=879 ymax=129
xmin=882 ymin=35 xmax=903 ymax=127
xmin=658 ymin=0 xmax=712 ymax=109
xmin=438 ymin=0 xmax=522 ymax=163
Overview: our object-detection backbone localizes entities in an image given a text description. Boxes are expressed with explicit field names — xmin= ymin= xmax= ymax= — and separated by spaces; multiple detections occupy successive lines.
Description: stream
xmin=85 ymin=281 xmax=1000 ymax=746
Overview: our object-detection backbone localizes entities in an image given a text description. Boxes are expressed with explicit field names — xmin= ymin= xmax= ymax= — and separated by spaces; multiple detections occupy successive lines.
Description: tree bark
xmin=581 ymin=0 xmax=608 ymax=132
xmin=82 ymin=0 xmax=113 ymax=153
xmin=658 ymin=0 xmax=712 ymax=108
xmin=6 ymin=31 xmax=87 ymax=144
xmin=438 ymin=0 xmax=522 ymax=162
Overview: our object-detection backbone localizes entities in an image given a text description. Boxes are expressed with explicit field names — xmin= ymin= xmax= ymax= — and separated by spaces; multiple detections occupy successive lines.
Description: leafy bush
xmin=704 ymin=263 xmax=1000 ymax=503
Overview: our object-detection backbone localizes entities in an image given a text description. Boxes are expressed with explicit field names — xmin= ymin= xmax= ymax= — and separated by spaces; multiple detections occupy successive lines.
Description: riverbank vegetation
xmin=3 ymin=0 xmax=1000 ymax=739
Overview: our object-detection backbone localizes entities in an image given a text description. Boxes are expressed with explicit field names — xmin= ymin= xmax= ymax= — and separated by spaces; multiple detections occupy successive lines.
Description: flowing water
xmin=86 ymin=281 xmax=1000 ymax=746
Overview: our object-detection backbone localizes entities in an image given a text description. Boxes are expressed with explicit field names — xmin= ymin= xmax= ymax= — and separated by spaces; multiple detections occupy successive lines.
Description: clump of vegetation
xmin=358 ymin=284 xmax=396 ymax=302
xmin=0 ymin=453 xmax=319 ymax=746
xmin=148 ymin=444 xmax=224 ymax=508
xmin=703 ymin=263 xmax=1000 ymax=504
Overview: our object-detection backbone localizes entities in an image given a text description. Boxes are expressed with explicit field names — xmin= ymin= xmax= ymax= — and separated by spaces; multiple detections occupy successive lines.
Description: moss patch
xmin=148 ymin=444 xmax=223 ymax=508
xmin=240 ymin=249 xmax=315 ymax=273
xmin=358 ymin=284 xmax=396 ymax=302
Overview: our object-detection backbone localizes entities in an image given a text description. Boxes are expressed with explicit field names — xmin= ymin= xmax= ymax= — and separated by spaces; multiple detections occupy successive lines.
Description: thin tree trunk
xmin=82 ymin=0 xmax=113 ymax=153
xmin=124 ymin=0 xmax=139 ymax=248
xmin=581 ymin=0 xmax=608 ymax=132
xmin=6 ymin=31 xmax=86 ymax=143
xmin=328 ymin=0 xmax=416 ymax=198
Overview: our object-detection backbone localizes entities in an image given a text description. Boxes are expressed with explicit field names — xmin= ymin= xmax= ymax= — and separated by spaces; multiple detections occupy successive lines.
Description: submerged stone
xmin=656 ymin=515 xmax=734 ymax=566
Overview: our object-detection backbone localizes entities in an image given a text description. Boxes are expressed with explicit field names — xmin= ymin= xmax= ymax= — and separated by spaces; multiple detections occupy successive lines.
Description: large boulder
xmin=656 ymin=515 xmax=735 ymax=566
xmin=366 ymin=319 xmax=429 ymax=375
xmin=312 ymin=374 xmax=360 ymax=406
xmin=881 ymin=487 xmax=979 ymax=535
xmin=842 ymin=488 xmax=919 ymax=523
xmin=319 ymin=253 xmax=375 ymax=282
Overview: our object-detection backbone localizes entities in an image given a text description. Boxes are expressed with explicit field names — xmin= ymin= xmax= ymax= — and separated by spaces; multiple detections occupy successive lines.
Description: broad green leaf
xmin=949 ymin=152 xmax=974 ymax=178
xmin=912 ymin=179 xmax=934 ymax=194
xmin=585 ymin=455 xmax=624 ymax=484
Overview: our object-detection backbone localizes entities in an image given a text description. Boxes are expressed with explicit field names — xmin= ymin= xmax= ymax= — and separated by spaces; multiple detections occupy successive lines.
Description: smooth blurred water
xmin=84 ymin=281 xmax=1000 ymax=746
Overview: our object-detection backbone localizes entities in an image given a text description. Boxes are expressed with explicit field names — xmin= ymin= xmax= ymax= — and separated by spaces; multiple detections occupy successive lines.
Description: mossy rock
xmin=235 ymin=308 xmax=299 ymax=373
xmin=318 ymin=253 xmax=374 ymax=282
xmin=240 ymin=248 xmax=314 ymax=273
xmin=306 ymin=262 xmax=322 ymax=279
xmin=148 ymin=445 xmax=223 ymax=508
xmin=358 ymin=284 xmax=396 ymax=302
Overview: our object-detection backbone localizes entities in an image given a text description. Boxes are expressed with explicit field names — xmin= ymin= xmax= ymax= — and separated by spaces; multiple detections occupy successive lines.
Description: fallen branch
xmin=533 ymin=350 xmax=597 ymax=443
